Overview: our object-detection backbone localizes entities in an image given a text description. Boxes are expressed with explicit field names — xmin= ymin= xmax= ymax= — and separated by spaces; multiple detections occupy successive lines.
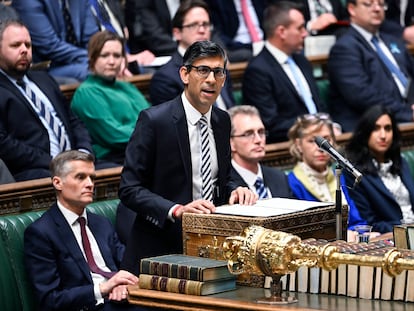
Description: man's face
xmin=0 ymin=24 xmax=32 ymax=79
xmin=230 ymin=114 xmax=266 ymax=166
xmin=173 ymin=7 xmax=211 ymax=49
xmin=53 ymin=160 xmax=96 ymax=214
xmin=179 ymin=56 xmax=226 ymax=114
xmin=281 ymin=9 xmax=307 ymax=54
xmin=348 ymin=1 xmax=385 ymax=33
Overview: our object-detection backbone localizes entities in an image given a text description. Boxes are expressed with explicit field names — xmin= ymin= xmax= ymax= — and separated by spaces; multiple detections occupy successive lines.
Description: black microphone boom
xmin=314 ymin=136 xmax=363 ymax=184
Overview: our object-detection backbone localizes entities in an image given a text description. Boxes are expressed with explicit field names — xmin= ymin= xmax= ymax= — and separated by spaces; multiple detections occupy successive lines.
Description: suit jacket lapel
xmin=49 ymin=204 xmax=92 ymax=281
xmin=172 ymin=99 xmax=192 ymax=183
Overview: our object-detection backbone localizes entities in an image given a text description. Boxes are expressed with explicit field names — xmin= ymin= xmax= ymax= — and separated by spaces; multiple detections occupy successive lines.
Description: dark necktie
xmin=78 ymin=217 xmax=116 ymax=279
xmin=17 ymin=80 xmax=69 ymax=152
xmin=254 ymin=177 xmax=268 ymax=199
xmin=62 ymin=1 xmax=79 ymax=46
xmin=199 ymin=116 xmax=213 ymax=202
xmin=371 ymin=36 xmax=408 ymax=89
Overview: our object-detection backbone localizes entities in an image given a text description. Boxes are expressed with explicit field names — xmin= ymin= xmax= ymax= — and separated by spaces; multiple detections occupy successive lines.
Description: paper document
xmin=214 ymin=198 xmax=333 ymax=217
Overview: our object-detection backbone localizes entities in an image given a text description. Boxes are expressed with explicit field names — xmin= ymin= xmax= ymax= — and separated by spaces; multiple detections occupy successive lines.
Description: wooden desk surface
xmin=128 ymin=286 xmax=410 ymax=311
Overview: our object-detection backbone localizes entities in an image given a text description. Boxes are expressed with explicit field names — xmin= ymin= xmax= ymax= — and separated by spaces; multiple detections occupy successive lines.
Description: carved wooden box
xmin=182 ymin=205 xmax=348 ymax=287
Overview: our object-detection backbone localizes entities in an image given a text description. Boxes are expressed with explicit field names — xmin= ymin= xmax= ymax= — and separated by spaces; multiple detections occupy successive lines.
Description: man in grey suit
xmin=228 ymin=105 xmax=292 ymax=199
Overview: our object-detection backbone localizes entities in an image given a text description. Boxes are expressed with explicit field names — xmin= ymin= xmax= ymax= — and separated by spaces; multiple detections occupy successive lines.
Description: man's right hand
xmin=173 ymin=199 xmax=216 ymax=219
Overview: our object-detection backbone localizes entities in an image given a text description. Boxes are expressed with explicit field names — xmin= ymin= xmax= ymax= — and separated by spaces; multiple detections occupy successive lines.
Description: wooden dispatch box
xmin=182 ymin=204 xmax=348 ymax=287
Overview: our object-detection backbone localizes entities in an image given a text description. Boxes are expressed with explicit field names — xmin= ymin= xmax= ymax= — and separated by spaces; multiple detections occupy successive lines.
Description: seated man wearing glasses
xmin=149 ymin=0 xmax=235 ymax=109
xmin=328 ymin=0 xmax=414 ymax=132
xmin=228 ymin=105 xmax=292 ymax=199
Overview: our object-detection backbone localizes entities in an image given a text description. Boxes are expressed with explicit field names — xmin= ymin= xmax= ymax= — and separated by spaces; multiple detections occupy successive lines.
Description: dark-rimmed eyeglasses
xmin=357 ymin=1 xmax=388 ymax=10
xmin=231 ymin=129 xmax=267 ymax=140
xmin=181 ymin=22 xmax=213 ymax=32
xmin=187 ymin=65 xmax=226 ymax=79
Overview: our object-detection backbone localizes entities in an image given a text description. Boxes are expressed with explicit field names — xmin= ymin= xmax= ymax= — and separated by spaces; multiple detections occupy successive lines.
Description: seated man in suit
xmin=0 ymin=20 xmax=93 ymax=181
xmin=228 ymin=105 xmax=293 ymax=199
xmin=24 ymin=150 xmax=146 ymax=311
xmin=12 ymin=0 xmax=99 ymax=82
xmin=243 ymin=1 xmax=323 ymax=143
xmin=149 ymin=0 xmax=235 ymax=109
xmin=328 ymin=0 xmax=414 ymax=132
xmin=119 ymin=40 xmax=257 ymax=275
xmin=205 ymin=0 xmax=266 ymax=62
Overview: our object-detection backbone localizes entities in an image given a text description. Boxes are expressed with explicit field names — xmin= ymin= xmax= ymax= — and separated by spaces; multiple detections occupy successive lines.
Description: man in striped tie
xmin=229 ymin=105 xmax=293 ymax=200
xmin=0 ymin=20 xmax=93 ymax=181
xmin=119 ymin=40 xmax=257 ymax=276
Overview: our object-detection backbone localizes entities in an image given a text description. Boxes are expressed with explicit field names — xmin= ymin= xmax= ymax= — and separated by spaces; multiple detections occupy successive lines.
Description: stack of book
xmin=138 ymin=254 xmax=237 ymax=295
xmin=281 ymin=239 xmax=414 ymax=302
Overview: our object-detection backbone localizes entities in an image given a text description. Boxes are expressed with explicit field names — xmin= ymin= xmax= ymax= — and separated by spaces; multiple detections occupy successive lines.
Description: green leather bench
xmin=0 ymin=199 xmax=120 ymax=311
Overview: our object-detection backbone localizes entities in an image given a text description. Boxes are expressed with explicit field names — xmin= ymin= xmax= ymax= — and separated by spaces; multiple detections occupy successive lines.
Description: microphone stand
xmin=335 ymin=164 xmax=343 ymax=240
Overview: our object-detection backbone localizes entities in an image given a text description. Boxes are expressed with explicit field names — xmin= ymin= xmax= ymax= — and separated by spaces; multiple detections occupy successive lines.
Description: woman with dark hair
xmin=345 ymin=105 xmax=414 ymax=233
xmin=71 ymin=31 xmax=150 ymax=165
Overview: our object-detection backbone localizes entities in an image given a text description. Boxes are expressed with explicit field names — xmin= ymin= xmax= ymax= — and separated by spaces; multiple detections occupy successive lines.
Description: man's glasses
xmin=187 ymin=65 xmax=226 ymax=79
xmin=181 ymin=22 xmax=213 ymax=32
xmin=231 ymin=129 xmax=267 ymax=140
xmin=358 ymin=1 xmax=388 ymax=10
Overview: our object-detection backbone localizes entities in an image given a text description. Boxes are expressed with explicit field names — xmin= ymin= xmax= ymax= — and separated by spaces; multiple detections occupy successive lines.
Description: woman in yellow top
xmin=71 ymin=31 xmax=150 ymax=165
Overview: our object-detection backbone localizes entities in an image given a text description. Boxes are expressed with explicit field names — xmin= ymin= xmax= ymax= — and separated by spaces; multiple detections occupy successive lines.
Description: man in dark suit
xmin=228 ymin=105 xmax=292 ymax=199
xmin=149 ymin=0 xmax=235 ymax=109
xmin=24 ymin=150 xmax=144 ymax=311
xmin=0 ymin=20 xmax=93 ymax=181
xmin=328 ymin=0 xmax=414 ymax=132
xmin=205 ymin=0 xmax=265 ymax=62
xmin=119 ymin=40 xmax=257 ymax=275
xmin=384 ymin=0 xmax=414 ymax=44
xmin=12 ymin=0 xmax=99 ymax=82
xmin=243 ymin=1 xmax=322 ymax=143
xmin=124 ymin=0 xmax=178 ymax=56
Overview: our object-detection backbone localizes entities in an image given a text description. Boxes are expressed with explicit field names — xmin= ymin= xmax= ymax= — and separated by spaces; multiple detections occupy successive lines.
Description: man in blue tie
xmin=0 ymin=20 xmax=93 ymax=181
xmin=242 ymin=1 xmax=323 ymax=143
xmin=228 ymin=105 xmax=293 ymax=199
xmin=328 ymin=0 xmax=414 ymax=132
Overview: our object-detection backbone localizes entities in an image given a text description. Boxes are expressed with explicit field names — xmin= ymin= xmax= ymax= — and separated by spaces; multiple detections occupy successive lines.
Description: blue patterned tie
xmin=18 ymin=80 xmax=69 ymax=152
xmin=371 ymin=36 xmax=408 ymax=89
xmin=286 ymin=57 xmax=318 ymax=114
xmin=199 ymin=116 xmax=213 ymax=202
xmin=254 ymin=177 xmax=268 ymax=199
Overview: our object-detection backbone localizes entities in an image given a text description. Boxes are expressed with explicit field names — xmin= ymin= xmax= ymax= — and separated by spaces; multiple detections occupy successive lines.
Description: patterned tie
xmin=89 ymin=0 xmax=117 ymax=34
xmin=62 ymin=0 xmax=79 ymax=46
xmin=78 ymin=217 xmax=116 ymax=279
xmin=254 ymin=177 xmax=268 ymax=199
xmin=240 ymin=0 xmax=260 ymax=43
xmin=371 ymin=36 xmax=408 ymax=89
xmin=17 ymin=80 xmax=69 ymax=152
xmin=199 ymin=116 xmax=213 ymax=202
xmin=286 ymin=57 xmax=318 ymax=114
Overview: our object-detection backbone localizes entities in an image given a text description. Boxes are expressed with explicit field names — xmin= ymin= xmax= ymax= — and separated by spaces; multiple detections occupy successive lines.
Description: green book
xmin=140 ymin=254 xmax=234 ymax=281
xmin=138 ymin=274 xmax=236 ymax=296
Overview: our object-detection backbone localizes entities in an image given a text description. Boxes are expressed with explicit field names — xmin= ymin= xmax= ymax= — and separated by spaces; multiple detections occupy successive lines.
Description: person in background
xmin=12 ymin=0 xmax=99 ymax=82
xmin=327 ymin=0 xmax=414 ymax=132
xmin=204 ymin=0 xmax=266 ymax=62
xmin=124 ymin=0 xmax=179 ymax=56
xmin=149 ymin=0 xmax=235 ymax=109
xmin=243 ymin=1 xmax=323 ymax=143
xmin=119 ymin=40 xmax=257 ymax=275
xmin=0 ymin=2 xmax=19 ymax=22
xmin=229 ymin=105 xmax=292 ymax=199
xmin=287 ymin=113 xmax=364 ymax=230
xmin=88 ymin=0 xmax=155 ymax=75
xmin=71 ymin=31 xmax=150 ymax=166
xmin=383 ymin=0 xmax=414 ymax=44
xmin=24 ymin=150 xmax=147 ymax=311
xmin=344 ymin=105 xmax=414 ymax=234
xmin=0 ymin=20 xmax=93 ymax=181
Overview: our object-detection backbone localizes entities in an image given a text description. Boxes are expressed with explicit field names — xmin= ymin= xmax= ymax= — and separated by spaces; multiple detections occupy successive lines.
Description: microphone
xmin=314 ymin=136 xmax=363 ymax=184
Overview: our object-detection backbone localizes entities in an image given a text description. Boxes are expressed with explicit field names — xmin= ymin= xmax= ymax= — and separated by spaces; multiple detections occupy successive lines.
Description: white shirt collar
xmin=181 ymin=92 xmax=212 ymax=126
xmin=57 ymin=200 xmax=87 ymax=226
xmin=231 ymin=159 xmax=263 ymax=188
xmin=265 ymin=41 xmax=290 ymax=65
